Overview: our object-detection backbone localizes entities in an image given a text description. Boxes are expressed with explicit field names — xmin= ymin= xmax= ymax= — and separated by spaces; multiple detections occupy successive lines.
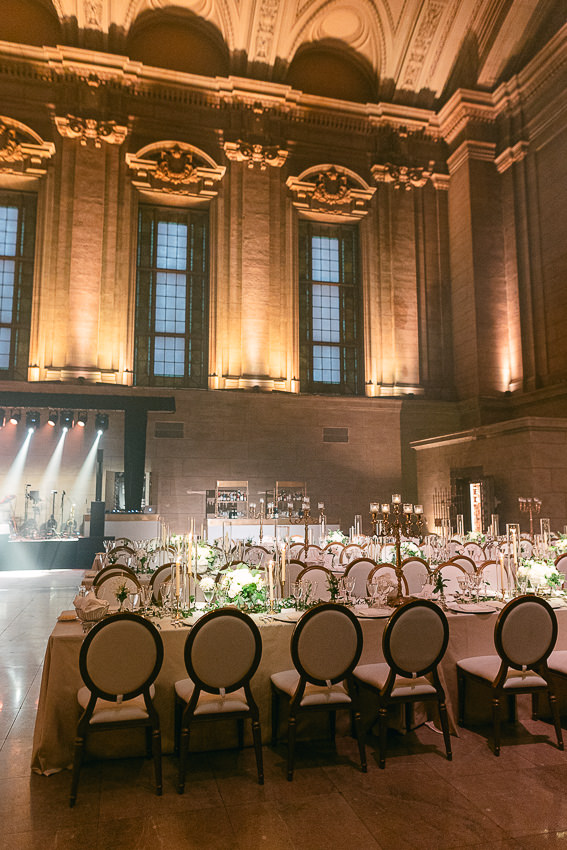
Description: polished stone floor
xmin=2 ymin=570 xmax=567 ymax=849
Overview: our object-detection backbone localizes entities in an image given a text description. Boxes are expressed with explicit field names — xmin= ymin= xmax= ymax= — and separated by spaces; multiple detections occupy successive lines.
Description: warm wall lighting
xmin=77 ymin=411 xmax=88 ymax=428
xmin=47 ymin=411 xmax=58 ymax=427
xmin=0 ymin=409 xmax=5 ymax=428
xmin=9 ymin=410 xmax=21 ymax=425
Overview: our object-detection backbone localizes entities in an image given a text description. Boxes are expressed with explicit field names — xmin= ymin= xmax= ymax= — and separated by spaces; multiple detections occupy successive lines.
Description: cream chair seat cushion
xmin=175 ymin=678 xmax=250 ymax=714
xmin=458 ymin=656 xmax=548 ymax=688
xmin=77 ymin=684 xmax=155 ymax=724
xmin=548 ymin=650 xmax=567 ymax=675
xmin=271 ymin=669 xmax=351 ymax=706
xmin=354 ymin=662 xmax=437 ymax=698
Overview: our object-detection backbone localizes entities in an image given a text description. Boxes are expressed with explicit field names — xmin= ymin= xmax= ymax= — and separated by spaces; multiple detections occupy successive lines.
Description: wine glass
xmin=202 ymin=585 xmax=215 ymax=607
xmin=291 ymin=582 xmax=303 ymax=608
xmin=128 ymin=591 xmax=140 ymax=612
xmin=366 ymin=579 xmax=378 ymax=607
xmin=344 ymin=576 xmax=356 ymax=605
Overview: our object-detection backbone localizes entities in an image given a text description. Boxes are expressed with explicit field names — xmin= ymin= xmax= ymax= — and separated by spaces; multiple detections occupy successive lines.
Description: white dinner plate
xmin=447 ymin=601 xmax=498 ymax=614
xmin=355 ymin=606 xmax=393 ymax=618
xmin=273 ymin=609 xmax=302 ymax=623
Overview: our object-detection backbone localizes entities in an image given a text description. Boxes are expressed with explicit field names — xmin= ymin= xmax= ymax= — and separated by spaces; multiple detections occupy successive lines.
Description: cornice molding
xmin=222 ymin=139 xmax=288 ymax=169
xmin=438 ymin=90 xmax=496 ymax=146
xmin=371 ymin=161 xmax=435 ymax=191
xmin=287 ymin=166 xmax=375 ymax=220
xmin=447 ymin=140 xmax=496 ymax=174
xmin=0 ymin=118 xmax=55 ymax=176
xmin=54 ymin=114 xmax=128 ymax=147
xmin=495 ymin=140 xmax=529 ymax=174
xmin=126 ymin=143 xmax=226 ymax=196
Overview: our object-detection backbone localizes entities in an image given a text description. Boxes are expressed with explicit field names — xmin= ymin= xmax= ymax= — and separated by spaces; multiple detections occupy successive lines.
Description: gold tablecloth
xmin=31 ymin=608 xmax=567 ymax=775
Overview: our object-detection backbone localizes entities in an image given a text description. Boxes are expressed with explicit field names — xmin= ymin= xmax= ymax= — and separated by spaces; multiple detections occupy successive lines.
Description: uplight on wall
xmin=47 ymin=411 xmax=58 ymax=427
xmin=26 ymin=411 xmax=40 ymax=432
xmin=77 ymin=411 xmax=88 ymax=428
xmin=95 ymin=413 xmax=109 ymax=434
xmin=60 ymin=410 xmax=74 ymax=430
xmin=9 ymin=410 xmax=21 ymax=425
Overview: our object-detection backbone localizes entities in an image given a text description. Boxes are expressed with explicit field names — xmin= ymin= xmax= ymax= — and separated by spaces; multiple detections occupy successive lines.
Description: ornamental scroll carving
xmin=54 ymin=115 xmax=128 ymax=148
xmin=287 ymin=166 xmax=375 ymax=219
xmin=0 ymin=119 xmax=55 ymax=176
xmin=372 ymin=161 xmax=434 ymax=191
xmin=223 ymin=140 xmax=288 ymax=170
xmin=126 ymin=144 xmax=226 ymax=198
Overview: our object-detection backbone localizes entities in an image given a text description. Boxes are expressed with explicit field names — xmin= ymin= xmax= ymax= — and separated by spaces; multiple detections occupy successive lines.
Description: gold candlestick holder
xmin=380 ymin=496 xmax=424 ymax=606
xmin=518 ymin=497 xmax=541 ymax=540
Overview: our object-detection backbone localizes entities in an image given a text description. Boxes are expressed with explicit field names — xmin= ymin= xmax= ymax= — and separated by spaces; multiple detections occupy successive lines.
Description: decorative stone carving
xmin=401 ymin=0 xmax=446 ymax=90
xmin=223 ymin=140 xmax=288 ymax=170
xmin=287 ymin=166 xmax=375 ymax=219
xmin=495 ymin=141 xmax=529 ymax=174
xmin=126 ymin=144 xmax=226 ymax=197
xmin=54 ymin=115 xmax=128 ymax=147
xmin=371 ymin=161 xmax=434 ymax=190
xmin=0 ymin=119 xmax=55 ymax=176
xmin=84 ymin=0 xmax=102 ymax=27
xmin=254 ymin=0 xmax=280 ymax=61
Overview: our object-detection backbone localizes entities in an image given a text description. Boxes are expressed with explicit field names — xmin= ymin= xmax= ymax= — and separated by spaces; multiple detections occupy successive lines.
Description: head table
xmin=31 ymin=605 xmax=567 ymax=775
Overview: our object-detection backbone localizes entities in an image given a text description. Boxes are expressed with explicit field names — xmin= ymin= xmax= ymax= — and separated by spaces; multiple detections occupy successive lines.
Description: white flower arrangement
xmin=220 ymin=566 xmax=264 ymax=600
xmin=321 ymin=530 xmax=348 ymax=546
xmin=199 ymin=575 xmax=215 ymax=592
xmin=517 ymin=558 xmax=562 ymax=588
xmin=464 ymin=531 xmax=486 ymax=545
xmin=386 ymin=541 xmax=423 ymax=563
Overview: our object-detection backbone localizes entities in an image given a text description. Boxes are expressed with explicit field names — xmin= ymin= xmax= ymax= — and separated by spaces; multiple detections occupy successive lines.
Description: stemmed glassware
xmin=291 ymin=582 xmax=303 ymax=608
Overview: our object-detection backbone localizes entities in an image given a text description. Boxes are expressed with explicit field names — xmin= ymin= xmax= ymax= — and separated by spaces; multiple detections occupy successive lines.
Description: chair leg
xmin=457 ymin=669 xmax=465 ymax=726
xmin=548 ymin=689 xmax=564 ymax=751
xmin=532 ymin=692 xmax=539 ymax=720
xmin=177 ymin=725 xmax=190 ymax=794
xmin=271 ymin=686 xmax=279 ymax=746
xmin=69 ymin=733 xmax=86 ymax=807
xmin=237 ymin=718 xmax=244 ymax=750
xmin=492 ymin=696 xmax=502 ymax=756
xmin=352 ymin=706 xmax=367 ymax=773
xmin=145 ymin=725 xmax=152 ymax=758
xmin=438 ymin=699 xmax=452 ymax=761
xmin=405 ymin=702 xmax=413 ymax=733
xmin=378 ymin=706 xmax=388 ymax=769
xmin=507 ymin=694 xmax=517 ymax=723
xmin=287 ymin=714 xmax=297 ymax=781
xmin=329 ymin=710 xmax=336 ymax=743
xmin=152 ymin=726 xmax=162 ymax=796
xmin=174 ymin=695 xmax=183 ymax=756
xmin=251 ymin=716 xmax=264 ymax=785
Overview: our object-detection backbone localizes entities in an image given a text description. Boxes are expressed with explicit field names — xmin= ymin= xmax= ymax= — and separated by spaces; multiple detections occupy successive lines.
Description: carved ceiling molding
xmin=223 ymin=139 xmax=288 ymax=169
xmin=54 ymin=114 xmax=128 ymax=147
xmin=126 ymin=143 xmax=226 ymax=196
xmin=400 ymin=0 xmax=447 ymax=91
xmin=495 ymin=141 xmax=529 ymax=174
xmin=254 ymin=0 xmax=281 ymax=62
xmin=287 ymin=166 xmax=375 ymax=219
xmin=371 ymin=161 xmax=435 ymax=191
xmin=0 ymin=119 xmax=55 ymax=177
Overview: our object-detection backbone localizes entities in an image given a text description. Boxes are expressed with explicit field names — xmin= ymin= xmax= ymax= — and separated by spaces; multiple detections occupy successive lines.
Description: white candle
xmin=175 ymin=559 xmax=181 ymax=597
xmin=281 ymin=544 xmax=286 ymax=585
xmin=268 ymin=560 xmax=274 ymax=605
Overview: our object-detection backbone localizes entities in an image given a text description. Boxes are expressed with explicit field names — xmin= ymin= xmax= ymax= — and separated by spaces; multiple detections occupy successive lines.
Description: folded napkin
xmin=547 ymin=597 xmax=566 ymax=609
xmin=273 ymin=609 xmax=302 ymax=623
xmin=58 ymin=610 xmax=78 ymax=621
xmin=446 ymin=601 xmax=498 ymax=614
xmin=74 ymin=592 xmax=107 ymax=612
xmin=354 ymin=605 xmax=392 ymax=619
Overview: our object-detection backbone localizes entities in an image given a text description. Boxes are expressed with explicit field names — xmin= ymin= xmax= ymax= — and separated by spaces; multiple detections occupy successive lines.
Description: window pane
xmin=312 ymin=283 xmax=340 ymax=342
xmin=155 ymin=272 xmax=186 ymax=334
xmin=312 ymin=236 xmax=339 ymax=282
xmin=0 ymin=259 xmax=15 ymax=324
xmin=156 ymin=221 xmax=187 ymax=271
xmin=153 ymin=336 xmax=185 ymax=377
xmin=313 ymin=344 xmax=340 ymax=383
xmin=0 ymin=326 xmax=10 ymax=369
xmin=0 ymin=206 xmax=18 ymax=256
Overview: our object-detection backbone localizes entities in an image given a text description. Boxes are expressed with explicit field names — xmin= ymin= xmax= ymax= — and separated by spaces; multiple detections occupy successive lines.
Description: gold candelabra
xmin=518 ymin=497 xmax=541 ymax=540
xmin=369 ymin=502 xmax=380 ymax=536
xmin=380 ymin=495 xmax=424 ymax=605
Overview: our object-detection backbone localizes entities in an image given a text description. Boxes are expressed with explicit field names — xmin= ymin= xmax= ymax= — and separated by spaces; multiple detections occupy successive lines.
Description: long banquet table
xmin=31 ymin=606 xmax=567 ymax=775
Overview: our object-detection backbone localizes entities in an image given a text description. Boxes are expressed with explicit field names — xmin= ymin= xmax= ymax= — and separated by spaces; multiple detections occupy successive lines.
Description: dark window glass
xmin=135 ymin=206 xmax=209 ymax=387
xmin=299 ymin=220 xmax=362 ymax=394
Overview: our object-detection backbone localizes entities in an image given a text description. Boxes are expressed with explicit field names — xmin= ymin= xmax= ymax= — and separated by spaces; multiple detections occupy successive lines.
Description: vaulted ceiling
xmin=0 ymin=0 xmax=563 ymax=105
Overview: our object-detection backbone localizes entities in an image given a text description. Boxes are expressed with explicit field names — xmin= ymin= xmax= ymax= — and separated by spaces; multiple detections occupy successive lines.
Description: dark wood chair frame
xmin=367 ymin=563 xmax=410 ymax=597
xmin=70 ymin=612 xmax=164 ymax=806
xmin=175 ymin=607 xmax=264 ymax=793
xmin=355 ymin=598 xmax=451 ymax=768
xmin=457 ymin=594 xmax=564 ymax=756
xmin=271 ymin=602 xmax=367 ymax=780
xmin=149 ymin=562 xmax=176 ymax=603
xmin=92 ymin=563 xmax=139 ymax=588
